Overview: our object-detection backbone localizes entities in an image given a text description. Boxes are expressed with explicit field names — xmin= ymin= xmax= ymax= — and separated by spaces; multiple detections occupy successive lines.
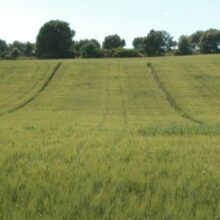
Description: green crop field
xmin=0 ymin=55 xmax=220 ymax=219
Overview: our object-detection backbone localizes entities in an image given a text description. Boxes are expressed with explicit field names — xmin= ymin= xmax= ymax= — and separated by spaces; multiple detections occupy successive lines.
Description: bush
xmin=80 ymin=43 xmax=104 ymax=58
xmin=73 ymin=39 xmax=101 ymax=57
xmin=111 ymin=48 xmax=143 ymax=58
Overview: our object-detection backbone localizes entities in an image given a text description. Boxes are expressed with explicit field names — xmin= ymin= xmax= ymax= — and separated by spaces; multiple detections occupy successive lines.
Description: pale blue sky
xmin=0 ymin=0 xmax=219 ymax=47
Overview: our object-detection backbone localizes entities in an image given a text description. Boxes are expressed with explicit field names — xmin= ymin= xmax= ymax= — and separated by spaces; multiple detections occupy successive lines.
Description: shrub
xmin=111 ymin=48 xmax=143 ymax=58
xmin=80 ymin=43 xmax=104 ymax=58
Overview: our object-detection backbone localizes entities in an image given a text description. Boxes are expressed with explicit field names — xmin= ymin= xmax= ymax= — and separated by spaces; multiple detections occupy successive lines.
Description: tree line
xmin=0 ymin=41 xmax=35 ymax=60
xmin=0 ymin=20 xmax=220 ymax=60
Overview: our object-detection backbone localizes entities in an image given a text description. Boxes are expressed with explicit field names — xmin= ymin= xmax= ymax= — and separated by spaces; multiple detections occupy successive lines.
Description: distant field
xmin=0 ymin=55 xmax=220 ymax=219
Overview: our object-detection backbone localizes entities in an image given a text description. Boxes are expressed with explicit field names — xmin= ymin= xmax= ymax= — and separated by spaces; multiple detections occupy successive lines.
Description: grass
xmin=0 ymin=56 xmax=220 ymax=219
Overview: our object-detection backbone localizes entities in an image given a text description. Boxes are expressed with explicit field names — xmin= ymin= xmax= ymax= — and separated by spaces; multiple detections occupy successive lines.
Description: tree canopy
xmin=0 ymin=39 xmax=8 ymax=57
xmin=200 ymin=29 xmax=220 ymax=54
xmin=143 ymin=30 xmax=174 ymax=56
xmin=177 ymin=35 xmax=192 ymax=55
xmin=36 ymin=20 xmax=75 ymax=59
xmin=189 ymin=31 xmax=204 ymax=51
xmin=132 ymin=37 xmax=145 ymax=50
xmin=102 ymin=34 xmax=126 ymax=50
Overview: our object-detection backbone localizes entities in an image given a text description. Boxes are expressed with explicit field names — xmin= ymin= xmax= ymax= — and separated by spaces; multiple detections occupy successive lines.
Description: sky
xmin=0 ymin=0 xmax=220 ymax=47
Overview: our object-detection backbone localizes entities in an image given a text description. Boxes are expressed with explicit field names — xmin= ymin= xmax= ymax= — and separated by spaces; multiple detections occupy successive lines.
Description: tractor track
xmin=0 ymin=62 xmax=62 ymax=117
xmin=72 ymin=64 xmax=112 ymax=149
xmin=147 ymin=62 xmax=203 ymax=125
xmin=96 ymin=64 xmax=111 ymax=129
xmin=119 ymin=64 xmax=128 ymax=128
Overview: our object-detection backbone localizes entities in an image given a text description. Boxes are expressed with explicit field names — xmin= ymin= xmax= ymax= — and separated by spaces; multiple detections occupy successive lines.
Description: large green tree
xmin=132 ymin=37 xmax=146 ymax=50
xmin=0 ymin=39 xmax=8 ymax=57
xmin=177 ymin=35 xmax=192 ymax=55
xmin=143 ymin=30 xmax=174 ymax=56
xmin=24 ymin=42 xmax=35 ymax=57
xmin=10 ymin=41 xmax=25 ymax=52
xmin=200 ymin=29 xmax=220 ymax=54
xmin=102 ymin=34 xmax=126 ymax=49
xmin=36 ymin=20 xmax=75 ymax=59
xmin=189 ymin=31 xmax=204 ymax=51
xmin=7 ymin=47 xmax=21 ymax=60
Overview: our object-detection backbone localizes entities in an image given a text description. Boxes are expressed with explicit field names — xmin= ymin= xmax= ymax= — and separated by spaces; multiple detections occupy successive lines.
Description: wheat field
xmin=0 ymin=55 xmax=220 ymax=219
